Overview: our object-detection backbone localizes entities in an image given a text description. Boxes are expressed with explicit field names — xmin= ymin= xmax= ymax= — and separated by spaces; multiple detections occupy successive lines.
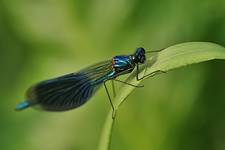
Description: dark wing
xmin=21 ymin=60 xmax=113 ymax=111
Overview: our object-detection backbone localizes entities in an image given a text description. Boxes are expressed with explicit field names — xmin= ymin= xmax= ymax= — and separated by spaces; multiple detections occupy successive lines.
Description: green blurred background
xmin=0 ymin=0 xmax=225 ymax=150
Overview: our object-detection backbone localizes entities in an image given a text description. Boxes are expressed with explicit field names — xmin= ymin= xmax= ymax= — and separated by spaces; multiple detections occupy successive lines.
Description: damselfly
xmin=16 ymin=48 xmax=164 ymax=117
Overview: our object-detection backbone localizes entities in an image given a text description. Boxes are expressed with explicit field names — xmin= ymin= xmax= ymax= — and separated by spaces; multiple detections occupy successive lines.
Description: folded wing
xmin=16 ymin=60 xmax=113 ymax=111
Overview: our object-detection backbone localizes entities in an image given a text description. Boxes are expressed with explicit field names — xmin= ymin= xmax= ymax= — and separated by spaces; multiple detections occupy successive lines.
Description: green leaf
xmin=98 ymin=42 xmax=225 ymax=150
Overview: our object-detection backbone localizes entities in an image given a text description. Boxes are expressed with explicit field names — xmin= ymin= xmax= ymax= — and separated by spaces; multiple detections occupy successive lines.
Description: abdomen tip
xmin=15 ymin=101 xmax=30 ymax=111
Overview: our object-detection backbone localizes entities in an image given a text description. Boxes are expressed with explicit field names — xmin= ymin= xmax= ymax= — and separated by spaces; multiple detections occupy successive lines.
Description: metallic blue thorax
xmin=112 ymin=55 xmax=135 ymax=77
xmin=94 ymin=55 xmax=135 ymax=83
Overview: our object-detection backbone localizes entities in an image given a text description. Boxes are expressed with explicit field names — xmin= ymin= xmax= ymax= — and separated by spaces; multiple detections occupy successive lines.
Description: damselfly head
xmin=132 ymin=47 xmax=146 ymax=64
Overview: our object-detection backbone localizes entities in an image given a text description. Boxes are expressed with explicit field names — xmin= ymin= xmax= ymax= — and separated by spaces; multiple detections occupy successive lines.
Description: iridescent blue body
xmin=112 ymin=56 xmax=135 ymax=76
xmin=16 ymin=48 xmax=147 ymax=111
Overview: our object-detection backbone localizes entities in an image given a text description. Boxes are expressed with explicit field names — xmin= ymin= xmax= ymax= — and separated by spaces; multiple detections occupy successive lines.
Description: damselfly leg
xmin=104 ymin=81 xmax=116 ymax=119
xmin=104 ymin=78 xmax=144 ymax=119
xmin=136 ymin=64 xmax=166 ymax=81
xmin=136 ymin=48 xmax=166 ymax=81
xmin=111 ymin=80 xmax=116 ymax=98
xmin=114 ymin=79 xmax=144 ymax=87
xmin=145 ymin=48 xmax=165 ymax=54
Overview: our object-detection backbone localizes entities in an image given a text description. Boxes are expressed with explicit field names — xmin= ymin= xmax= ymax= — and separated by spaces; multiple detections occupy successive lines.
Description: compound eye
xmin=136 ymin=47 xmax=145 ymax=55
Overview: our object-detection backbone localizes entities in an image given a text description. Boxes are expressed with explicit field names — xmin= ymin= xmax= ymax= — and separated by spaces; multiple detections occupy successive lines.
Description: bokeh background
xmin=1 ymin=0 xmax=225 ymax=150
